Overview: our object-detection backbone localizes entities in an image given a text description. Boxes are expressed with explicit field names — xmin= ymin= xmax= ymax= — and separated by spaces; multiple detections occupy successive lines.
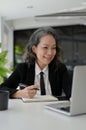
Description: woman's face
xmin=32 ymin=34 xmax=56 ymax=70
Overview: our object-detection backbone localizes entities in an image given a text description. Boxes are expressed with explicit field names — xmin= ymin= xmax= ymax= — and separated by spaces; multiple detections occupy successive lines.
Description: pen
xmin=19 ymin=83 xmax=28 ymax=89
xmin=32 ymin=88 xmax=39 ymax=90
xmin=19 ymin=83 xmax=39 ymax=90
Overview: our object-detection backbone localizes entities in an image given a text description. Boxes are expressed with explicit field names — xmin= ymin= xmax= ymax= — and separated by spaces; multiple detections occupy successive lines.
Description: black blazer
xmin=0 ymin=62 xmax=71 ymax=99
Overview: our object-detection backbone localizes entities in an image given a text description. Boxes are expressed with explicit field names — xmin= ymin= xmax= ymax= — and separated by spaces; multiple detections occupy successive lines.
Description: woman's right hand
xmin=11 ymin=84 xmax=39 ymax=98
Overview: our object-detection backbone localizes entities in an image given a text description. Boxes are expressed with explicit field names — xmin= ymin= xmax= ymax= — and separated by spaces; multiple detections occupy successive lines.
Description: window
xmin=14 ymin=25 xmax=86 ymax=71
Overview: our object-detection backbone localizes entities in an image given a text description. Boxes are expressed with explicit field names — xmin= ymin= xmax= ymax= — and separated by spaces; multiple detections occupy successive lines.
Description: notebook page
xmin=22 ymin=95 xmax=58 ymax=103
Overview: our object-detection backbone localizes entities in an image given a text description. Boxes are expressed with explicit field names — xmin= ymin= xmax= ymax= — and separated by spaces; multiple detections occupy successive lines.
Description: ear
xmin=32 ymin=45 xmax=36 ymax=53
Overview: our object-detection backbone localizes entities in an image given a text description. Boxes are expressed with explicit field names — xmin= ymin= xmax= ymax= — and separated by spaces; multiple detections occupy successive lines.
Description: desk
xmin=0 ymin=99 xmax=86 ymax=130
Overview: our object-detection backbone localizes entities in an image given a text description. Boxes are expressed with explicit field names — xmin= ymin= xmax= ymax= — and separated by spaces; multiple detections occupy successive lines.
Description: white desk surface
xmin=0 ymin=99 xmax=86 ymax=130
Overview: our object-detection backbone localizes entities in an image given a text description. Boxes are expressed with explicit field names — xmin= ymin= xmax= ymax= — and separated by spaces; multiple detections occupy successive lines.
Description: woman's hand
xmin=11 ymin=84 xmax=39 ymax=98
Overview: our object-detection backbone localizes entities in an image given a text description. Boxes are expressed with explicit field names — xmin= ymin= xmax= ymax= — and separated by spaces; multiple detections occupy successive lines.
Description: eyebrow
xmin=42 ymin=43 xmax=56 ymax=46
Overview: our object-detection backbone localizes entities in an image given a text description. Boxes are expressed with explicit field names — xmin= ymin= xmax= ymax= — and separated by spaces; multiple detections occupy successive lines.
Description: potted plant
xmin=0 ymin=43 xmax=10 ymax=83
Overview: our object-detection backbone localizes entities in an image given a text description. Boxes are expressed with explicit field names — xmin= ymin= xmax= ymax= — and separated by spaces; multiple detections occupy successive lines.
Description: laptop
xmin=45 ymin=66 xmax=86 ymax=116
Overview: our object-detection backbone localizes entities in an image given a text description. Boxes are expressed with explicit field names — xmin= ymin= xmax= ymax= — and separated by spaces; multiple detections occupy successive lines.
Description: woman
xmin=0 ymin=27 xmax=71 ymax=99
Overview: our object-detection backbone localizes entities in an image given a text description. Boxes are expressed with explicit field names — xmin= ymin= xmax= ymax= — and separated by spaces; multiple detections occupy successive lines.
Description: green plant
xmin=15 ymin=44 xmax=25 ymax=55
xmin=0 ymin=43 xmax=10 ymax=83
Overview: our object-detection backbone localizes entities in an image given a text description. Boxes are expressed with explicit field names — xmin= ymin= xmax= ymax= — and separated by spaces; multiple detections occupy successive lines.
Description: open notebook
xmin=45 ymin=66 xmax=86 ymax=116
xmin=22 ymin=95 xmax=58 ymax=103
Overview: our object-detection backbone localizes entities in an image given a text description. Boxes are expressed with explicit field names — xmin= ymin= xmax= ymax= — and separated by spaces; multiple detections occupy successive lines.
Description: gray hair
xmin=25 ymin=26 xmax=62 ymax=69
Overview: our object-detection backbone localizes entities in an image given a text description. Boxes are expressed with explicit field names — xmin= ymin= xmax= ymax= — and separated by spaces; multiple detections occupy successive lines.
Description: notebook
xmin=45 ymin=66 xmax=86 ymax=116
xmin=22 ymin=95 xmax=58 ymax=103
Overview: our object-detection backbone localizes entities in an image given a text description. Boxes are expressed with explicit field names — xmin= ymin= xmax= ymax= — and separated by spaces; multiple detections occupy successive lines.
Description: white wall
xmin=0 ymin=17 xmax=1 ymax=42
xmin=0 ymin=17 xmax=3 ymax=43
xmin=7 ymin=16 xmax=85 ymax=30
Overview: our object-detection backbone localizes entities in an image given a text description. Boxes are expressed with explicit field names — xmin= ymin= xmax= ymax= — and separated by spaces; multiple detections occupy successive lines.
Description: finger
xmin=28 ymin=91 xmax=36 ymax=98
xmin=27 ymin=85 xmax=39 ymax=90
xmin=28 ymin=89 xmax=36 ymax=95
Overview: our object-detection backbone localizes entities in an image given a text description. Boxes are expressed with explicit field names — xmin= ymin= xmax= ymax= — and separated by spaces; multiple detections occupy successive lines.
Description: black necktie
xmin=40 ymin=72 xmax=46 ymax=95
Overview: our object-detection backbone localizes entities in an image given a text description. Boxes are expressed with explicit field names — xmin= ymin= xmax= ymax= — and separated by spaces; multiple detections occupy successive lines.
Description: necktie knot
xmin=40 ymin=71 xmax=44 ymax=76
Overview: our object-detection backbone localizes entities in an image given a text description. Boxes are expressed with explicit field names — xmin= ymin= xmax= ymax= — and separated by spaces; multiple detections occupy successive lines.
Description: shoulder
xmin=49 ymin=63 xmax=68 ymax=76
xmin=15 ymin=62 xmax=29 ymax=73
xmin=49 ymin=62 xmax=68 ymax=75
xmin=15 ymin=62 xmax=35 ymax=72
xmin=58 ymin=63 xmax=67 ymax=69
xmin=16 ymin=62 xmax=28 ymax=69
xmin=58 ymin=63 xmax=68 ymax=73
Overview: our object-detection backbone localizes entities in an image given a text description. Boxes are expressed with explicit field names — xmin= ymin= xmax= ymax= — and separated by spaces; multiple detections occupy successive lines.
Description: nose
xmin=47 ymin=49 xmax=52 ymax=55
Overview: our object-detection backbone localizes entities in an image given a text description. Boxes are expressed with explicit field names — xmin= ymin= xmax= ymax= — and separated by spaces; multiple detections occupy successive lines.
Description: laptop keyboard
xmin=46 ymin=101 xmax=70 ymax=112
xmin=60 ymin=106 xmax=70 ymax=112
xmin=54 ymin=101 xmax=70 ymax=112
xmin=51 ymin=101 xmax=70 ymax=108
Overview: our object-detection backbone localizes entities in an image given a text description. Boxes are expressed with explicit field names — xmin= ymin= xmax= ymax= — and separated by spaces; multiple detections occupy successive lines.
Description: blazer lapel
xmin=26 ymin=64 xmax=35 ymax=85
xmin=49 ymin=67 xmax=56 ymax=95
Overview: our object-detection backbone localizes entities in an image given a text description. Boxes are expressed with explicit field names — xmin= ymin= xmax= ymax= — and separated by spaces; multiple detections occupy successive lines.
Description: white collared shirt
xmin=34 ymin=63 xmax=52 ymax=96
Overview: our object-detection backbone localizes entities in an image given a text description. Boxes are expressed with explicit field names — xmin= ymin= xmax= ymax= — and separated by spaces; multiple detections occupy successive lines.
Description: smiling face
xmin=32 ymin=34 xmax=56 ymax=70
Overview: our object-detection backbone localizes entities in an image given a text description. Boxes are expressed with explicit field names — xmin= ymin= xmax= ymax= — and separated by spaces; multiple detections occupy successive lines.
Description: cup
xmin=0 ymin=90 xmax=9 ymax=110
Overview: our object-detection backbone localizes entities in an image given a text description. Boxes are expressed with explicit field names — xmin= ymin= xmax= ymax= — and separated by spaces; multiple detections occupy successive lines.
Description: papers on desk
xmin=22 ymin=95 xmax=58 ymax=103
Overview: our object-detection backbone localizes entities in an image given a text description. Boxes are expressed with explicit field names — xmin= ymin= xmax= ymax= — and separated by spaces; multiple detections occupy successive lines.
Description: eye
xmin=52 ymin=47 xmax=56 ymax=49
xmin=43 ymin=46 xmax=48 ymax=49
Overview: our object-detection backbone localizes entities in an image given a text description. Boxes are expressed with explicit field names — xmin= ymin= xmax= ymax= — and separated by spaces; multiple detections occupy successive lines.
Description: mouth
xmin=44 ymin=56 xmax=52 ymax=61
